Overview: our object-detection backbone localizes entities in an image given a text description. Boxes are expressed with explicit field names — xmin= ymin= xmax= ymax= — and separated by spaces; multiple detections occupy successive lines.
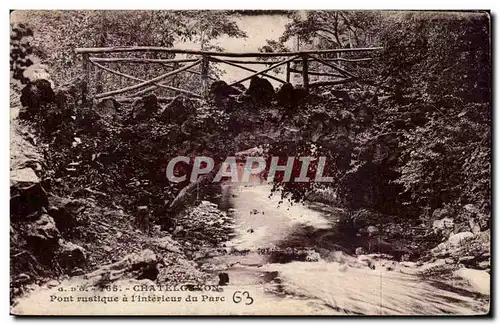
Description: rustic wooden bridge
xmin=75 ymin=46 xmax=382 ymax=103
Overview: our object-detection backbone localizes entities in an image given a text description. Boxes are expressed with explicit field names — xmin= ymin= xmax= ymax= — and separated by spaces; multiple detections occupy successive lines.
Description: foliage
xmin=266 ymin=11 xmax=491 ymax=229
xmin=11 ymin=10 xmax=247 ymax=94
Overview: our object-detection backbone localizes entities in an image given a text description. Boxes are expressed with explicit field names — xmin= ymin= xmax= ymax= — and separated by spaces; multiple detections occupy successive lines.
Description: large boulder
xmin=159 ymin=95 xmax=196 ymax=124
xmin=54 ymin=77 xmax=85 ymax=111
xmin=47 ymin=195 xmax=87 ymax=236
xmin=208 ymin=80 xmax=240 ymax=112
xmin=57 ymin=240 xmax=87 ymax=271
xmin=20 ymin=79 xmax=55 ymax=113
xmin=25 ymin=214 xmax=61 ymax=252
xmin=432 ymin=216 xmax=455 ymax=237
xmin=130 ymin=94 xmax=160 ymax=121
xmin=276 ymin=83 xmax=310 ymax=109
xmin=10 ymin=180 xmax=48 ymax=220
xmin=94 ymin=98 xmax=121 ymax=119
xmin=447 ymin=231 xmax=474 ymax=246
xmin=454 ymin=268 xmax=490 ymax=295
xmin=245 ymin=76 xmax=274 ymax=105
xmin=275 ymin=83 xmax=294 ymax=108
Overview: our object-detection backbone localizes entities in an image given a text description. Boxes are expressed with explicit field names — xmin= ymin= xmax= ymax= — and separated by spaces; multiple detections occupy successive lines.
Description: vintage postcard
xmin=9 ymin=10 xmax=491 ymax=315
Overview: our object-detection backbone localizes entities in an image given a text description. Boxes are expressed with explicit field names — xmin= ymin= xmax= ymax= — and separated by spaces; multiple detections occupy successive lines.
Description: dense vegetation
xmin=11 ymin=10 xmax=491 ymax=256
xmin=264 ymin=11 xmax=491 ymax=236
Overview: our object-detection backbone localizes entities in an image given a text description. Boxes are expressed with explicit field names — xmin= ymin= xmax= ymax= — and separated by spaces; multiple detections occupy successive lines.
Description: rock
xmin=355 ymin=247 xmax=366 ymax=255
xmin=330 ymin=89 xmax=352 ymax=104
xmin=218 ymin=272 xmax=229 ymax=286
xmin=10 ymin=168 xmax=48 ymax=219
xmin=477 ymin=260 xmax=490 ymax=270
xmin=454 ymin=268 xmax=490 ymax=295
xmin=291 ymin=85 xmax=309 ymax=107
xmin=20 ymin=79 xmax=55 ymax=112
xmin=96 ymin=98 xmax=120 ymax=116
xmin=400 ymin=261 xmax=416 ymax=268
xmin=305 ymin=251 xmax=321 ymax=262
xmin=199 ymin=201 xmax=217 ymax=208
xmin=57 ymin=240 xmax=87 ymax=271
xmin=54 ymin=77 xmax=84 ymax=110
xmin=47 ymin=195 xmax=86 ymax=236
xmin=447 ymin=232 xmax=474 ymax=246
xmin=281 ymin=126 xmax=300 ymax=140
xmin=275 ymin=83 xmax=294 ymax=108
xmin=458 ymin=256 xmax=476 ymax=264
xmin=366 ymin=225 xmax=379 ymax=236
xmin=131 ymin=94 xmax=160 ymax=121
xmin=10 ymin=167 xmax=39 ymax=185
xmin=159 ymin=95 xmax=196 ymax=124
xmin=129 ymin=249 xmax=158 ymax=268
xmin=445 ymin=258 xmax=455 ymax=265
xmin=13 ymin=273 xmax=31 ymax=284
xmin=209 ymin=80 xmax=241 ymax=108
xmin=25 ymin=214 xmax=61 ymax=250
xmin=46 ymin=280 xmax=60 ymax=288
xmin=173 ymin=225 xmax=184 ymax=236
xmin=471 ymin=224 xmax=481 ymax=234
xmin=432 ymin=216 xmax=454 ymax=235
xmin=245 ymin=76 xmax=274 ymax=105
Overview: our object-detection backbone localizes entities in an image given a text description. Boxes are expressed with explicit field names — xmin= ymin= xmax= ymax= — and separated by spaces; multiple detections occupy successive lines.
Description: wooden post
xmin=82 ymin=53 xmax=90 ymax=105
xmin=201 ymin=55 xmax=210 ymax=99
xmin=286 ymin=61 xmax=291 ymax=83
xmin=172 ymin=62 xmax=179 ymax=97
xmin=301 ymin=54 xmax=309 ymax=90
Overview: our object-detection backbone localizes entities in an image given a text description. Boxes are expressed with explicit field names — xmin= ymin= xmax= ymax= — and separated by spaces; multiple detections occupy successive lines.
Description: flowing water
xmin=201 ymin=180 xmax=490 ymax=315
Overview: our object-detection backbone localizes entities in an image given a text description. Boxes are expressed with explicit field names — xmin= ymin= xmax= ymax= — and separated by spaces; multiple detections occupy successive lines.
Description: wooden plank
xmin=75 ymin=46 xmax=383 ymax=57
xmin=289 ymin=68 xmax=344 ymax=78
xmin=89 ymin=59 xmax=202 ymax=99
xmin=89 ymin=57 xmax=199 ymax=64
xmin=129 ymin=86 xmax=157 ymax=97
xmin=227 ymin=55 xmax=299 ymax=87
xmin=212 ymin=57 xmax=372 ymax=64
xmin=308 ymin=78 xmax=356 ymax=87
xmin=305 ymin=57 xmax=372 ymax=63
xmin=89 ymin=56 xmax=372 ymax=65
xmin=308 ymin=54 xmax=358 ymax=79
xmin=113 ymin=96 xmax=177 ymax=103
xmin=212 ymin=57 xmax=287 ymax=84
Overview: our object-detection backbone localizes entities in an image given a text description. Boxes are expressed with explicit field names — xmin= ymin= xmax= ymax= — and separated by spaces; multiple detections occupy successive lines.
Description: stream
xmin=197 ymin=177 xmax=490 ymax=315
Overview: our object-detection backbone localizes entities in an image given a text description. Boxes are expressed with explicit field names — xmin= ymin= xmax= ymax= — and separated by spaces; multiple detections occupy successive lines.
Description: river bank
xmin=12 ymin=179 xmax=490 ymax=315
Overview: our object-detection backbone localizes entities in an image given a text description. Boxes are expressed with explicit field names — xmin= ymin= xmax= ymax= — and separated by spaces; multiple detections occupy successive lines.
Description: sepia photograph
xmin=9 ymin=9 xmax=491 ymax=316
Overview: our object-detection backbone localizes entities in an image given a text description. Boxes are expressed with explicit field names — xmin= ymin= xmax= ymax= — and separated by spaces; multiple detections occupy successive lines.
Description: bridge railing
xmin=74 ymin=46 xmax=382 ymax=103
